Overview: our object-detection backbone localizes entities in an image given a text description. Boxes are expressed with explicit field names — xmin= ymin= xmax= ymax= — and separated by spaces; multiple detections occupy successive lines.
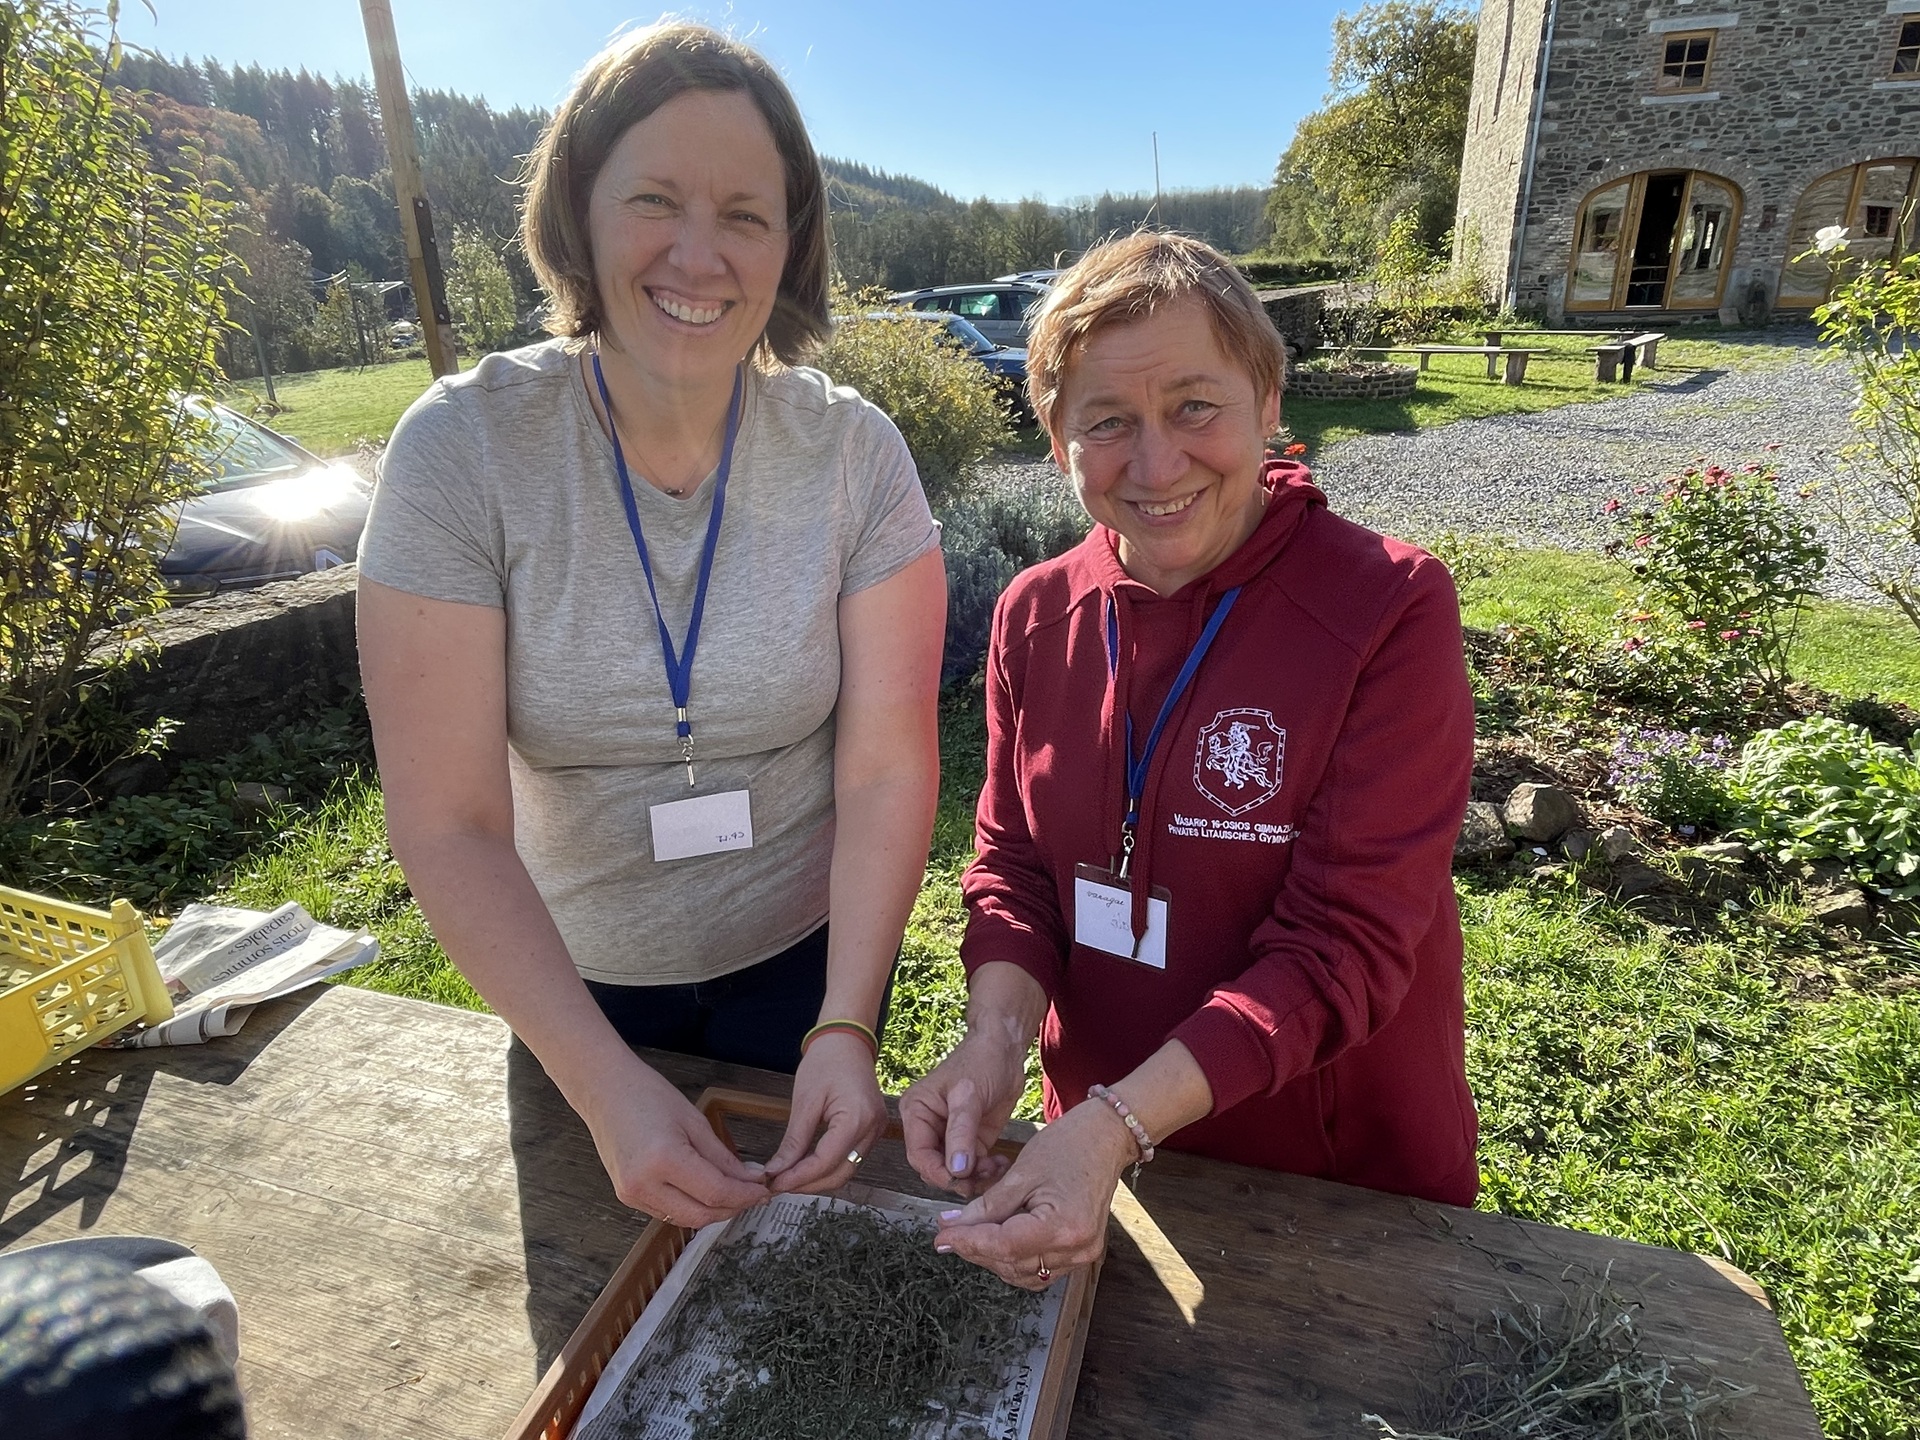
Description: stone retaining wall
xmin=1284 ymin=362 xmax=1419 ymax=401
xmin=91 ymin=566 xmax=360 ymax=787
xmin=1258 ymin=284 xmax=1332 ymax=354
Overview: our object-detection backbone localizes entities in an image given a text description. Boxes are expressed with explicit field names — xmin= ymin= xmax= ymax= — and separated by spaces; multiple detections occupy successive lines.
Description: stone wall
xmin=92 ymin=566 xmax=360 ymax=784
xmin=1283 ymin=361 xmax=1420 ymax=400
xmin=1456 ymin=0 xmax=1553 ymax=300
xmin=1458 ymin=0 xmax=1920 ymax=321
xmin=1258 ymin=284 xmax=1332 ymax=353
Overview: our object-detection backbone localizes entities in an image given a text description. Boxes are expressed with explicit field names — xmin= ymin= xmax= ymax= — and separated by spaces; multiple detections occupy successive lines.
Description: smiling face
xmin=585 ymin=88 xmax=790 ymax=389
xmin=1051 ymin=298 xmax=1283 ymax=596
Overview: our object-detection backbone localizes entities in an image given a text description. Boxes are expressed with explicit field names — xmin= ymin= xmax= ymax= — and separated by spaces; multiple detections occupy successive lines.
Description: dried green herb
xmin=1364 ymin=1268 xmax=1752 ymax=1440
xmin=639 ymin=1205 xmax=1041 ymax=1440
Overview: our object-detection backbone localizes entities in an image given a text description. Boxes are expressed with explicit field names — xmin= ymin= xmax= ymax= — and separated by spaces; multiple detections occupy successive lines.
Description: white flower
xmin=1813 ymin=225 xmax=1850 ymax=254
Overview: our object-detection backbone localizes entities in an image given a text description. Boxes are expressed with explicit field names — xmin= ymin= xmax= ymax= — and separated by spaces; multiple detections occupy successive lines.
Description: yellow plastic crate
xmin=0 ymin=884 xmax=174 ymax=1094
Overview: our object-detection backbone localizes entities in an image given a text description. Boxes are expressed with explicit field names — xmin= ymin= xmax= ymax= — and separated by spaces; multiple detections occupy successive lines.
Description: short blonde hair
xmin=519 ymin=22 xmax=831 ymax=364
xmin=1026 ymin=232 xmax=1286 ymax=435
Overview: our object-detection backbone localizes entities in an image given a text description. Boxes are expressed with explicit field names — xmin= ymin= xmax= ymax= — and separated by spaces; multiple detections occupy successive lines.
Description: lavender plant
xmin=1608 ymin=726 xmax=1737 ymax=831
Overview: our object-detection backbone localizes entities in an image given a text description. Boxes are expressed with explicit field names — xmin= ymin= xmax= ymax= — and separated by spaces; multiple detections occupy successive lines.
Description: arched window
xmin=1778 ymin=159 xmax=1920 ymax=306
xmin=1567 ymin=170 xmax=1742 ymax=312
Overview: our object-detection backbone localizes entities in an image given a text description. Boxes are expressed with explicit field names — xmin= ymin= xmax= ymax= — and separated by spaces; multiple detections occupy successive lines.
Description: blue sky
xmin=130 ymin=1 xmax=1353 ymax=202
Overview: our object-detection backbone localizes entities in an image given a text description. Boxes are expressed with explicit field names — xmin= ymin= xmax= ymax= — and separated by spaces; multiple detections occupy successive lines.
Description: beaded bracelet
xmin=1087 ymin=1083 xmax=1157 ymax=1167
xmin=801 ymin=1018 xmax=879 ymax=1059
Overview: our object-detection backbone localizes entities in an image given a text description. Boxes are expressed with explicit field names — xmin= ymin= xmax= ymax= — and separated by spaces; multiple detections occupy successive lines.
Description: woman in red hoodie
xmin=900 ymin=232 xmax=1478 ymax=1292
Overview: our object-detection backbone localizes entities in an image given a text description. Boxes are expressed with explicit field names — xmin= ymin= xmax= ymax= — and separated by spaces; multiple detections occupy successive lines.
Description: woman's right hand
xmin=900 ymin=1028 xmax=1029 ymax=1199
xmin=575 ymin=1049 xmax=771 ymax=1227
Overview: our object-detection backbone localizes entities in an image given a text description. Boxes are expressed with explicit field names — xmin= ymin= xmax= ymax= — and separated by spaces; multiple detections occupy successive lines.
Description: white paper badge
xmin=649 ymin=790 xmax=753 ymax=863
xmin=1072 ymin=864 xmax=1169 ymax=969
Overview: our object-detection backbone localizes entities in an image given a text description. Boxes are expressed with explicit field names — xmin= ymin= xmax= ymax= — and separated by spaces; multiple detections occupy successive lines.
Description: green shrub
xmin=1605 ymin=460 xmax=1827 ymax=689
xmin=0 ymin=0 xmax=231 ymax=822
xmin=1489 ymin=614 xmax=1753 ymax=728
xmin=934 ymin=475 xmax=1090 ymax=686
xmin=1732 ymin=716 xmax=1920 ymax=898
xmin=815 ymin=293 xmax=1011 ymax=508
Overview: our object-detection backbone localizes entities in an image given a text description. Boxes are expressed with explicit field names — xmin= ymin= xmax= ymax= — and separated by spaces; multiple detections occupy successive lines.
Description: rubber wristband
xmin=801 ymin=1019 xmax=879 ymax=1059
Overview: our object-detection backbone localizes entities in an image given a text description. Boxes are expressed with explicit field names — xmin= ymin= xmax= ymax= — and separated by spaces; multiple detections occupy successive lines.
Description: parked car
xmin=159 ymin=400 xmax=371 ymax=600
xmin=886 ymin=280 xmax=1050 ymax=346
xmin=861 ymin=310 xmax=1031 ymax=420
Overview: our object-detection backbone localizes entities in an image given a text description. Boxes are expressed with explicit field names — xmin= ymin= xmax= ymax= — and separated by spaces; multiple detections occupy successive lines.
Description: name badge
xmin=1072 ymin=863 xmax=1170 ymax=969
xmin=649 ymin=790 xmax=753 ymax=862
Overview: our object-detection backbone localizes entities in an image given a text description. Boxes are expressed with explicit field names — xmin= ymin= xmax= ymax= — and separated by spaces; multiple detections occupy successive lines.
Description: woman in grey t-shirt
xmin=357 ymin=24 xmax=944 ymax=1230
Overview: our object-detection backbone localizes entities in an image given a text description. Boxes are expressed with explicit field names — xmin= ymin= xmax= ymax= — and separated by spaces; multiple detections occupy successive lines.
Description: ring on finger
xmin=847 ymin=1148 xmax=864 ymax=1166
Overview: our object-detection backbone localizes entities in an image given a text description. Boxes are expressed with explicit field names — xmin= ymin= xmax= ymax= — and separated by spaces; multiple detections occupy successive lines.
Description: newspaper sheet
xmin=114 ymin=901 xmax=378 ymax=1047
xmin=571 ymin=1184 xmax=1070 ymax=1440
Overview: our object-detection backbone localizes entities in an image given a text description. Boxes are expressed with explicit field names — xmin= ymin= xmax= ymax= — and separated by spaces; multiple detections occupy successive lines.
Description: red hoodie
xmin=960 ymin=461 xmax=1478 ymax=1205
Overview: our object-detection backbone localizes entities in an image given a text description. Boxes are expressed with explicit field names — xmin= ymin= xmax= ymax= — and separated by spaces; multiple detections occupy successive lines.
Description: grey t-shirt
xmin=358 ymin=339 xmax=939 ymax=985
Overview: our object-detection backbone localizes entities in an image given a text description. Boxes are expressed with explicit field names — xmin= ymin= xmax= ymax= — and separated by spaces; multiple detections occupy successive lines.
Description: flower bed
xmin=1285 ymin=360 xmax=1418 ymax=401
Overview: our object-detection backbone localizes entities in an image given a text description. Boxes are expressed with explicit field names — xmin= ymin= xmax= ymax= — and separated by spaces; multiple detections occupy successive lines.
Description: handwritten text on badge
xmin=649 ymin=790 xmax=754 ymax=863
xmin=1073 ymin=869 xmax=1169 ymax=969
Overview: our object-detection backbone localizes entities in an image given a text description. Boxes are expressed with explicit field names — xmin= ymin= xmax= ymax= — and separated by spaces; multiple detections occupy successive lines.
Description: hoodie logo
xmin=1193 ymin=709 xmax=1285 ymax=816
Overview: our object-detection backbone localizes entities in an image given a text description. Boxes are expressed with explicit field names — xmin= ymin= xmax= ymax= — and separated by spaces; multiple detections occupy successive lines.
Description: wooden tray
xmin=505 ymin=1087 xmax=1100 ymax=1440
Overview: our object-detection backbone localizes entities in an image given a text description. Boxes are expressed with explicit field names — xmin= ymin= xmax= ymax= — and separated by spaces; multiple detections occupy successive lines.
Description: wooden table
xmin=1 ymin=986 xmax=1820 ymax=1439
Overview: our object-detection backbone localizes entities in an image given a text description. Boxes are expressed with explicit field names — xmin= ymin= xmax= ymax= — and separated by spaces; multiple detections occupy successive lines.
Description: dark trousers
xmin=585 ymin=924 xmax=890 ymax=1076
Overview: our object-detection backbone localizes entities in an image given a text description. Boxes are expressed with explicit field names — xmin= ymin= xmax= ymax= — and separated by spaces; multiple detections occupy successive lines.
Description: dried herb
xmin=1365 ymin=1268 xmax=1752 ymax=1440
xmin=639 ymin=1205 xmax=1041 ymax=1440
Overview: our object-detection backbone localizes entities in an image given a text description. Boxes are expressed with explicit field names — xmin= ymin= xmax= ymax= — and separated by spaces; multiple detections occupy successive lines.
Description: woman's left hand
xmin=932 ymin=1099 xmax=1137 ymax=1290
xmin=764 ymin=1032 xmax=889 ymax=1194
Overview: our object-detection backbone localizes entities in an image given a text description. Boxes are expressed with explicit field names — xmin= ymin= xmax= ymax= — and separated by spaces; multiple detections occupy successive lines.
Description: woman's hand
xmin=575 ymin=1049 xmax=771 ymax=1228
xmin=763 ymin=1032 xmax=889 ymax=1195
xmin=900 ymin=1027 xmax=1030 ymax=1198
xmin=932 ymin=1100 xmax=1137 ymax=1290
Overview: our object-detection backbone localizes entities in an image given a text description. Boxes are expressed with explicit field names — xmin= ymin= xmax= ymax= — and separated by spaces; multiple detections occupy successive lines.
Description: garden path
xmin=1306 ymin=334 xmax=1870 ymax=588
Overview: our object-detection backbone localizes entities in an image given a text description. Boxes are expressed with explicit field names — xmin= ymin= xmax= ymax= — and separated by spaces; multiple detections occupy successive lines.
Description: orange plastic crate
xmin=0 ymin=884 xmax=174 ymax=1093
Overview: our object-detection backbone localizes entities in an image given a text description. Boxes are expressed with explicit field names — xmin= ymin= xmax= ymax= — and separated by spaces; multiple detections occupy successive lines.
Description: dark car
xmin=886 ymin=280 xmax=1049 ymax=346
xmin=865 ymin=311 xmax=1031 ymax=419
xmin=160 ymin=400 xmax=371 ymax=600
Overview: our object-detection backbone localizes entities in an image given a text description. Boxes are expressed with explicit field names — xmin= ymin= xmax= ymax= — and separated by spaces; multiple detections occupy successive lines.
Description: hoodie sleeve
xmin=1169 ymin=556 xmax=1473 ymax=1114
xmin=958 ymin=592 xmax=1073 ymax=996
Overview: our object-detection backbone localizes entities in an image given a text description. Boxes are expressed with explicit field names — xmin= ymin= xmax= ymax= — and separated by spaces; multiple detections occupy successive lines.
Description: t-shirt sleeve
xmin=357 ymin=385 xmax=505 ymax=607
xmin=838 ymin=401 xmax=940 ymax=596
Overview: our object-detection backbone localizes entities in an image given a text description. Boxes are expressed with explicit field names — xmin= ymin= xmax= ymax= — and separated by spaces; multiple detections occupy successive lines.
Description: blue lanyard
xmin=592 ymin=352 xmax=745 ymax=787
xmin=1103 ymin=586 xmax=1241 ymax=877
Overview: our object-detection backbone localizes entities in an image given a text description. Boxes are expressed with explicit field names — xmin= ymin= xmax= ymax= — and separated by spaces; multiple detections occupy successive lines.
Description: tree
xmin=0 ymin=0 xmax=230 ymax=821
xmin=1263 ymin=0 xmax=1477 ymax=256
xmin=225 ymin=218 xmax=315 ymax=389
xmin=446 ymin=228 xmax=516 ymax=354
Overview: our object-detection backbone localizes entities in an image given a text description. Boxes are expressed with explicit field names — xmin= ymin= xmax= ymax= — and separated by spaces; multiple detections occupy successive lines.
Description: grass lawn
xmin=1283 ymin=332 xmax=1799 ymax=454
xmin=223 ymin=359 xmax=454 ymax=457
xmin=1456 ymin=546 xmax=1920 ymax=708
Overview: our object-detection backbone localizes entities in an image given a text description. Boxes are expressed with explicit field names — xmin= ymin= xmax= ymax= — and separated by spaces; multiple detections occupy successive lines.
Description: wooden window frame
xmin=1778 ymin=160 xmax=1920 ymax=308
xmin=1893 ymin=18 xmax=1920 ymax=79
xmin=1656 ymin=30 xmax=1717 ymax=92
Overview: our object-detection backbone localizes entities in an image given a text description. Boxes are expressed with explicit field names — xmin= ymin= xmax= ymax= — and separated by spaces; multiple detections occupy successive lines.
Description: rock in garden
xmin=1609 ymin=861 xmax=1680 ymax=900
xmin=1455 ymin=802 xmax=1516 ymax=864
xmin=1502 ymin=783 xmax=1581 ymax=843
xmin=1676 ymin=851 xmax=1746 ymax=905
xmin=1560 ymin=827 xmax=1596 ymax=862
xmin=230 ymin=782 xmax=290 ymax=816
xmin=1687 ymin=841 xmax=1753 ymax=866
xmin=1596 ymin=825 xmax=1641 ymax=863
xmin=1808 ymin=887 xmax=1873 ymax=932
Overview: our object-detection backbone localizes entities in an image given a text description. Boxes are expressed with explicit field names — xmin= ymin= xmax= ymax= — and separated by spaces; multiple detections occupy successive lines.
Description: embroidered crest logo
xmin=1193 ymin=709 xmax=1285 ymax=816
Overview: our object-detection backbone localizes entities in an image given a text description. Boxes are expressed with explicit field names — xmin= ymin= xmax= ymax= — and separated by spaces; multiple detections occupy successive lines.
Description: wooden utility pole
xmin=360 ymin=0 xmax=458 ymax=377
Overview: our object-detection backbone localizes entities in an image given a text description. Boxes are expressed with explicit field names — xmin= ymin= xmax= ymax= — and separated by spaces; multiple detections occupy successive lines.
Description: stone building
xmin=1454 ymin=0 xmax=1920 ymax=323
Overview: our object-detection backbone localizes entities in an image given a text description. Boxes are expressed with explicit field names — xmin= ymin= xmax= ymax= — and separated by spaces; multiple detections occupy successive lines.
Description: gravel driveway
xmin=1307 ymin=334 xmax=1856 ymax=554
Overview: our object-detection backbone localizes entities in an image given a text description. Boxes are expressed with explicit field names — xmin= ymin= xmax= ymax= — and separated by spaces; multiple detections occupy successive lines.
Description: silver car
xmin=886 ymin=281 xmax=1050 ymax=347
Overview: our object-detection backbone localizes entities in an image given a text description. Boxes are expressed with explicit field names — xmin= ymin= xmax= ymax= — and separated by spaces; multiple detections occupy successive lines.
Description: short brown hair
xmin=1026 ymin=232 xmax=1286 ymax=435
xmin=519 ymin=22 xmax=831 ymax=364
